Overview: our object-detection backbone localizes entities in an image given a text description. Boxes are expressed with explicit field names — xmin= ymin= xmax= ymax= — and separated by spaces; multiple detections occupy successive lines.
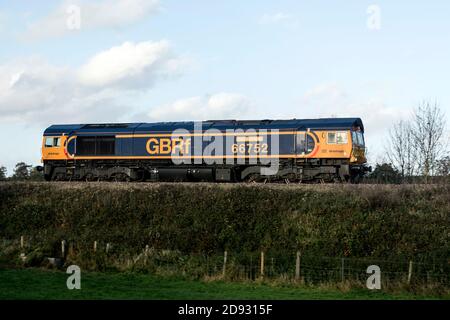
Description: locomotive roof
xmin=44 ymin=117 xmax=364 ymax=135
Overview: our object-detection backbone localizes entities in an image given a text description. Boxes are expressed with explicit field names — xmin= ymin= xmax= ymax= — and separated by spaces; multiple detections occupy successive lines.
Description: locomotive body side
xmin=41 ymin=118 xmax=370 ymax=182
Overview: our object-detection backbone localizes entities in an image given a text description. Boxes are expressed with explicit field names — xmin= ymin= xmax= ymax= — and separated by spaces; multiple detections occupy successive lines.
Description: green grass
xmin=0 ymin=268 xmax=446 ymax=300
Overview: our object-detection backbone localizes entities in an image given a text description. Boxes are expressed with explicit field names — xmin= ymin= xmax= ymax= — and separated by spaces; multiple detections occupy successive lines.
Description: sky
xmin=0 ymin=0 xmax=450 ymax=174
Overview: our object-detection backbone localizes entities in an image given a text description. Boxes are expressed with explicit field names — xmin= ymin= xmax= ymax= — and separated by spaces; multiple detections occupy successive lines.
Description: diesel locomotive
xmin=41 ymin=118 xmax=371 ymax=182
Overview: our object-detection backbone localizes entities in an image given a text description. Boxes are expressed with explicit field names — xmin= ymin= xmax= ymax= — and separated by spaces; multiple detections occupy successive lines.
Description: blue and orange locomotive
xmin=41 ymin=118 xmax=370 ymax=182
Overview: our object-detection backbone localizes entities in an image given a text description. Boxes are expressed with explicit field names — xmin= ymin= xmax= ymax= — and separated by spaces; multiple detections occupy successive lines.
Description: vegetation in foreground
xmin=0 ymin=268 xmax=447 ymax=300
xmin=1 ymin=182 xmax=448 ymax=260
xmin=0 ymin=182 xmax=448 ymax=295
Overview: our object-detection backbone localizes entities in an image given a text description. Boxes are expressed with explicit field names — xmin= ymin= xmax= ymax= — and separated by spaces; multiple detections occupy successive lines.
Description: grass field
xmin=0 ymin=268 xmax=447 ymax=300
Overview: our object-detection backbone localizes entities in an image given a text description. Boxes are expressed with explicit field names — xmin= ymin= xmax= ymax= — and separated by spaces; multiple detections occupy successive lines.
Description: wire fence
xmin=192 ymin=251 xmax=450 ymax=286
xmin=3 ymin=237 xmax=449 ymax=288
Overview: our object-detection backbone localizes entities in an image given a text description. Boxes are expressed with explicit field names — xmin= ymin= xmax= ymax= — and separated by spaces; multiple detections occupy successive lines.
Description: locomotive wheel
xmin=53 ymin=173 xmax=65 ymax=181
xmin=85 ymin=173 xmax=95 ymax=182
xmin=333 ymin=176 xmax=343 ymax=183
xmin=112 ymin=173 xmax=130 ymax=182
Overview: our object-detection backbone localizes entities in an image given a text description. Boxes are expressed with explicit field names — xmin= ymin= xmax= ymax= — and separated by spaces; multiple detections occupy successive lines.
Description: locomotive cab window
xmin=352 ymin=131 xmax=365 ymax=147
xmin=359 ymin=132 xmax=365 ymax=146
xmin=44 ymin=137 xmax=53 ymax=147
xmin=327 ymin=132 xmax=336 ymax=144
xmin=327 ymin=132 xmax=347 ymax=144
xmin=44 ymin=137 xmax=61 ymax=147
xmin=336 ymin=132 xmax=348 ymax=144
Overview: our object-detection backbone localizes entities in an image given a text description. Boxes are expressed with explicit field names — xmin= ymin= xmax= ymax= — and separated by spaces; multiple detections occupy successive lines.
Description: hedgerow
xmin=0 ymin=182 xmax=448 ymax=262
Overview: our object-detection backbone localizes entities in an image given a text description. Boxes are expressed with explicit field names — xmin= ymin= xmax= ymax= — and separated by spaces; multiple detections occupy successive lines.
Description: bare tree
xmin=411 ymin=101 xmax=446 ymax=181
xmin=436 ymin=156 xmax=450 ymax=176
xmin=386 ymin=120 xmax=417 ymax=181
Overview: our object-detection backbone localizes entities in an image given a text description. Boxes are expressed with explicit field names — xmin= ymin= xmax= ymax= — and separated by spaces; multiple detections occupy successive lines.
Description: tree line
xmin=0 ymin=162 xmax=43 ymax=181
xmin=369 ymin=100 xmax=449 ymax=183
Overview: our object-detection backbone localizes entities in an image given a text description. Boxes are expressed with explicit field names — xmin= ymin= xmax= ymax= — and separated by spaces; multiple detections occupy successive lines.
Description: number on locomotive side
xmin=231 ymin=143 xmax=268 ymax=154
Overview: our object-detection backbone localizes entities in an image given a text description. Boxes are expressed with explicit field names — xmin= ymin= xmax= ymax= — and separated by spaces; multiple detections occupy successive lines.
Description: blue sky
xmin=0 ymin=0 xmax=449 ymax=174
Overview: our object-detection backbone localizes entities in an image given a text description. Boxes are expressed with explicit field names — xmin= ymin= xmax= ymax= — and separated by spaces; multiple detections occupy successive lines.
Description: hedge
xmin=0 ymin=182 xmax=449 ymax=260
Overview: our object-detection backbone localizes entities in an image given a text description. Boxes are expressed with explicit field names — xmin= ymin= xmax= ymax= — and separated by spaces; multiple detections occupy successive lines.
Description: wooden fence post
xmin=144 ymin=245 xmax=149 ymax=265
xmin=61 ymin=240 xmax=66 ymax=257
xmin=295 ymin=251 xmax=301 ymax=281
xmin=106 ymin=243 xmax=111 ymax=254
xmin=69 ymin=242 xmax=74 ymax=256
xmin=93 ymin=241 xmax=97 ymax=253
xmin=260 ymin=251 xmax=265 ymax=279
xmin=222 ymin=250 xmax=228 ymax=277
xmin=19 ymin=235 xmax=26 ymax=263
xmin=408 ymin=260 xmax=413 ymax=284
xmin=271 ymin=258 xmax=274 ymax=276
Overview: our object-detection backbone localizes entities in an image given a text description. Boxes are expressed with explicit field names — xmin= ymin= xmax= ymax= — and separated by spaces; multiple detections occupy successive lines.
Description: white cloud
xmin=0 ymin=58 xmax=121 ymax=123
xmin=78 ymin=40 xmax=183 ymax=88
xmin=23 ymin=0 xmax=160 ymax=40
xmin=0 ymin=40 xmax=185 ymax=123
xmin=146 ymin=93 xmax=254 ymax=121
